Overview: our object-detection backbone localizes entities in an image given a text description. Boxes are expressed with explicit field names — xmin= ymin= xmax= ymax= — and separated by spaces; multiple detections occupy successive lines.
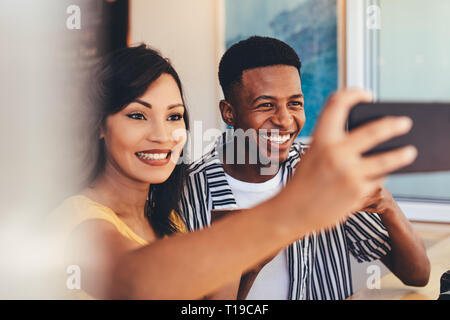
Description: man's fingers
xmin=314 ymin=89 xmax=373 ymax=142
xmin=361 ymin=145 xmax=418 ymax=178
xmin=346 ymin=116 xmax=413 ymax=154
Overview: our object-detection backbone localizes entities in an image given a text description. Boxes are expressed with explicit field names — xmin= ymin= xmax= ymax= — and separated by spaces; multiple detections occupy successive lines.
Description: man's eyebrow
xmin=251 ymin=93 xmax=304 ymax=104
xmin=133 ymin=100 xmax=185 ymax=110
xmin=252 ymin=95 xmax=276 ymax=104
xmin=289 ymin=93 xmax=304 ymax=99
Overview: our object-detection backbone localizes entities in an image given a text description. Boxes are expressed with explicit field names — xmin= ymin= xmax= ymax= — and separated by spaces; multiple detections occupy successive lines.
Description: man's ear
xmin=219 ymin=100 xmax=236 ymax=127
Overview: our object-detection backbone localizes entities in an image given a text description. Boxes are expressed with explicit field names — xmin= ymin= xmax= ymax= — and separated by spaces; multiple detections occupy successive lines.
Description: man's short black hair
xmin=218 ymin=36 xmax=302 ymax=102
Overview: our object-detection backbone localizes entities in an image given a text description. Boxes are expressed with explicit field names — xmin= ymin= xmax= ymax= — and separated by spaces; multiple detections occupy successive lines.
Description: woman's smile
xmin=135 ymin=149 xmax=172 ymax=166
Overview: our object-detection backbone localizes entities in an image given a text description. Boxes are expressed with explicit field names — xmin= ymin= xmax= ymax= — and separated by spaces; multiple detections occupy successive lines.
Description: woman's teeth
xmin=136 ymin=152 xmax=169 ymax=160
xmin=259 ymin=133 xmax=291 ymax=144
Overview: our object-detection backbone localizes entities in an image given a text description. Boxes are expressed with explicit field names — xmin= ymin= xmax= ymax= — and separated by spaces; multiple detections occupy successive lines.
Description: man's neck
xmin=221 ymin=142 xmax=282 ymax=183
xmin=222 ymin=161 xmax=281 ymax=183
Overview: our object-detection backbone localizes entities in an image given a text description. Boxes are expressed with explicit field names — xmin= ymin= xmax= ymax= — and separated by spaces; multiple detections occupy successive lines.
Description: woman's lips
xmin=135 ymin=149 xmax=172 ymax=166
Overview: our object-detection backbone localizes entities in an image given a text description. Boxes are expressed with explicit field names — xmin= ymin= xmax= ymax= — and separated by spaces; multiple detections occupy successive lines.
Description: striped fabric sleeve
xmin=344 ymin=211 xmax=392 ymax=263
xmin=180 ymin=167 xmax=210 ymax=232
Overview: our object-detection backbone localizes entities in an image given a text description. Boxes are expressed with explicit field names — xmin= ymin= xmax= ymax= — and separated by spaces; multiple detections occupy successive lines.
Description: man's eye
xmin=127 ymin=113 xmax=146 ymax=120
xmin=258 ymin=103 xmax=274 ymax=108
xmin=168 ymin=114 xmax=183 ymax=121
xmin=289 ymin=101 xmax=303 ymax=107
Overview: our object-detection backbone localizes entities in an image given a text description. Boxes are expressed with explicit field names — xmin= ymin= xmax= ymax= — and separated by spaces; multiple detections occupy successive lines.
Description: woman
xmin=53 ymin=44 xmax=417 ymax=299
xmin=55 ymin=44 xmax=234 ymax=299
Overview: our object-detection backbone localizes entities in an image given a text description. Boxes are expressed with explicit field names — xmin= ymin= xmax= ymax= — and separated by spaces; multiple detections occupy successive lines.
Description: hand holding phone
xmin=348 ymin=102 xmax=450 ymax=174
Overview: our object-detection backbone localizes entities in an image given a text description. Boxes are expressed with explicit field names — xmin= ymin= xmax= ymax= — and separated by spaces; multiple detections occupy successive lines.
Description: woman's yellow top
xmin=50 ymin=194 xmax=186 ymax=299
xmin=57 ymin=195 xmax=186 ymax=245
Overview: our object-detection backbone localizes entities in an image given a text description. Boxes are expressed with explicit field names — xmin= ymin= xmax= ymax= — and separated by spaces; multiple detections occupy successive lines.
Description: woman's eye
xmin=127 ymin=113 xmax=146 ymax=120
xmin=168 ymin=114 xmax=183 ymax=121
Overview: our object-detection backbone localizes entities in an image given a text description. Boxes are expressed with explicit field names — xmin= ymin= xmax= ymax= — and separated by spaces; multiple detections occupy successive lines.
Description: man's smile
xmin=258 ymin=131 xmax=296 ymax=144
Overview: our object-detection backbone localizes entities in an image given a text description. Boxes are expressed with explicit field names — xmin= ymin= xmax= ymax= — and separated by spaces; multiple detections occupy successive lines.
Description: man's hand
xmin=359 ymin=185 xmax=431 ymax=287
xmin=360 ymin=185 xmax=396 ymax=215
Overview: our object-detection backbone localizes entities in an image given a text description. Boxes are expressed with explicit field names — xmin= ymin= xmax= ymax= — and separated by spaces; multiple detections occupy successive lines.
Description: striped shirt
xmin=180 ymin=132 xmax=392 ymax=300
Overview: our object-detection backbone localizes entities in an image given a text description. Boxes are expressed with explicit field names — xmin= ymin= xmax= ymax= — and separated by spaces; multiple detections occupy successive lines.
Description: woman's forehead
xmin=138 ymin=74 xmax=183 ymax=106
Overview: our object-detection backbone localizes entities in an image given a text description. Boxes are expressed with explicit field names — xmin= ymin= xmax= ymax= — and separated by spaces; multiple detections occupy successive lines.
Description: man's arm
xmin=361 ymin=187 xmax=430 ymax=286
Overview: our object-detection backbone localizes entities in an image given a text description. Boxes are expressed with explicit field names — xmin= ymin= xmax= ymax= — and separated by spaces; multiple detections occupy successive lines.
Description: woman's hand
xmin=276 ymin=89 xmax=418 ymax=234
xmin=237 ymin=249 xmax=280 ymax=300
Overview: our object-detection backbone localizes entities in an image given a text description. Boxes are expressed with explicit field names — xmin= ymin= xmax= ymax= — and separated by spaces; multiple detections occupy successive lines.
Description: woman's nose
xmin=147 ymin=119 xmax=170 ymax=143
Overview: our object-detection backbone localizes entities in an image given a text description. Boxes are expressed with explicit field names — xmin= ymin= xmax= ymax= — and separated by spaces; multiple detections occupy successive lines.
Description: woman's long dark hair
xmin=84 ymin=44 xmax=190 ymax=237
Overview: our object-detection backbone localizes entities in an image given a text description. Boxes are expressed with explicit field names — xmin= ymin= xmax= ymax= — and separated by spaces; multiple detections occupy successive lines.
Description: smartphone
xmin=347 ymin=102 xmax=450 ymax=174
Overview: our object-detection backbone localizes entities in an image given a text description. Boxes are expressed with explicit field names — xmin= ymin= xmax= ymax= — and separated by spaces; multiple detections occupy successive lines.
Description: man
xmin=180 ymin=36 xmax=429 ymax=300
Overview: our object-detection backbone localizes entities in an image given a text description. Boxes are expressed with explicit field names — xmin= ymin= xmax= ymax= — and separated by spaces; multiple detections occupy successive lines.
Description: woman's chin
xmin=132 ymin=162 xmax=179 ymax=185
xmin=145 ymin=175 xmax=171 ymax=185
xmin=127 ymin=172 xmax=171 ymax=185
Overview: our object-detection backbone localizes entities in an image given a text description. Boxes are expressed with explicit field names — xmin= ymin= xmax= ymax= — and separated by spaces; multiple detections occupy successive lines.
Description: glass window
xmin=375 ymin=0 xmax=450 ymax=203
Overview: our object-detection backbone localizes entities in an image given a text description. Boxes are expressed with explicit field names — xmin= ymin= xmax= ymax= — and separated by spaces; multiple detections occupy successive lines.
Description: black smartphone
xmin=347 ymin=102 xmax=450 ymax=174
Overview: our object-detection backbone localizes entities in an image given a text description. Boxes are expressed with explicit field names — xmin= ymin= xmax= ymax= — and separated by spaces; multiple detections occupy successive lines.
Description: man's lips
xmin=258 ymin=131 xmax=297 ymax=146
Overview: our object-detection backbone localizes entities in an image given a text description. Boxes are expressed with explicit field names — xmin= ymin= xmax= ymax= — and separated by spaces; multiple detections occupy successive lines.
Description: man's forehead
xmin=240 ymin=65 xmax=302 ymax=96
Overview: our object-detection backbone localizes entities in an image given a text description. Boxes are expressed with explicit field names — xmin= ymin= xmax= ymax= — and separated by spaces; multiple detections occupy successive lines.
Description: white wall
xmin=129 ymin=0 xmax=225 ymax=153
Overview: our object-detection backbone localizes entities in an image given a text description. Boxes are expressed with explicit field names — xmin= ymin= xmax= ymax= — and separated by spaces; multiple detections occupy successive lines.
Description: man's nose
xmin=272 ymin=106 xmax=293 ymax=128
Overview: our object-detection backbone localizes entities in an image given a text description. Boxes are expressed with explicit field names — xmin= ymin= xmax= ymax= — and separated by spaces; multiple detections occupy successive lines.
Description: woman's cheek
xmin=171 ymin=127 xmax=187 ymax=153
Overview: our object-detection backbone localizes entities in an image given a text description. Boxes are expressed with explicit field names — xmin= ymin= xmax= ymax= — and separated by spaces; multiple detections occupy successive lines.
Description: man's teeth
xmin=260 ymin=133 xmax=291 ymax=144
xmin=136 ymin=152 xmax=169 ymax=160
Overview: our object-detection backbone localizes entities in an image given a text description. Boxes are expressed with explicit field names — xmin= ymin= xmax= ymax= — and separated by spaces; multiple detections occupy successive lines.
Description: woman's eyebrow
xmin=168 ymin=103 xmax=185 ymax=109
xmin=134 ymin=99 xmax=151 ymax=108
xmin=133 ymin=100 xmax=184 ymax=110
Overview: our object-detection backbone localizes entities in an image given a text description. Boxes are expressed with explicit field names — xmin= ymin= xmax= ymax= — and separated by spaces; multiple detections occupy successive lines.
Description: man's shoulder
xmin=186 ymin=148 xmax=219 ymax=177
xmin=285 ymin=141 xmax=307 ymax=167
xmin=186 ymin=133 xmax=226 ymax=176
xmin=292 ymin=140 xmax=309 ymax=154
xmin=185 ymin=139 xmax=306 ymax=175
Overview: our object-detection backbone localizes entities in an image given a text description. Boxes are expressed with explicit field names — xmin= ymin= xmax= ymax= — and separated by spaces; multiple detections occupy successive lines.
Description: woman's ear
xmin=99 ymin=124 xmax=105 ymax=140
xmin=219 ymin=100 xmax=236 ymax=127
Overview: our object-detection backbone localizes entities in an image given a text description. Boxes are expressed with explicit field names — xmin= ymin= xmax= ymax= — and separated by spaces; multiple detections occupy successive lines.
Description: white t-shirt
xmin=221 ymin=169 xmax=289 ymax=300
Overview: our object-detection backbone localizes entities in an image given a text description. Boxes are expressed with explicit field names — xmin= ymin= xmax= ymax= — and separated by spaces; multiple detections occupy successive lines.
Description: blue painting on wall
xmin=226 ymin=0 xmax=338 ymax=137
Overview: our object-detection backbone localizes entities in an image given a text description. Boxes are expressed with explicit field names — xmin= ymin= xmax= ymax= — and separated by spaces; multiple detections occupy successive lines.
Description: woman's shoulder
xmin=48 ymin=195 xmax=128 ymax=300
xmin=170 ymin=210 xmax=187 ymax=234
xmin=49 ymin=194 xmax=146 ymax=245
xmin=51 ymin=195 xmax=118 ymax=227
xmin=50 ymin=195 xmax=186 ymax=242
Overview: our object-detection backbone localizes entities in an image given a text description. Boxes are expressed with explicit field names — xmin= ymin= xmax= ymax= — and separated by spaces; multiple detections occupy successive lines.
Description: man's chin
xmin=261 ymin=141 xmax=293 ymax=163
xmin=258 ymin=150 xmax=289 ymax=166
